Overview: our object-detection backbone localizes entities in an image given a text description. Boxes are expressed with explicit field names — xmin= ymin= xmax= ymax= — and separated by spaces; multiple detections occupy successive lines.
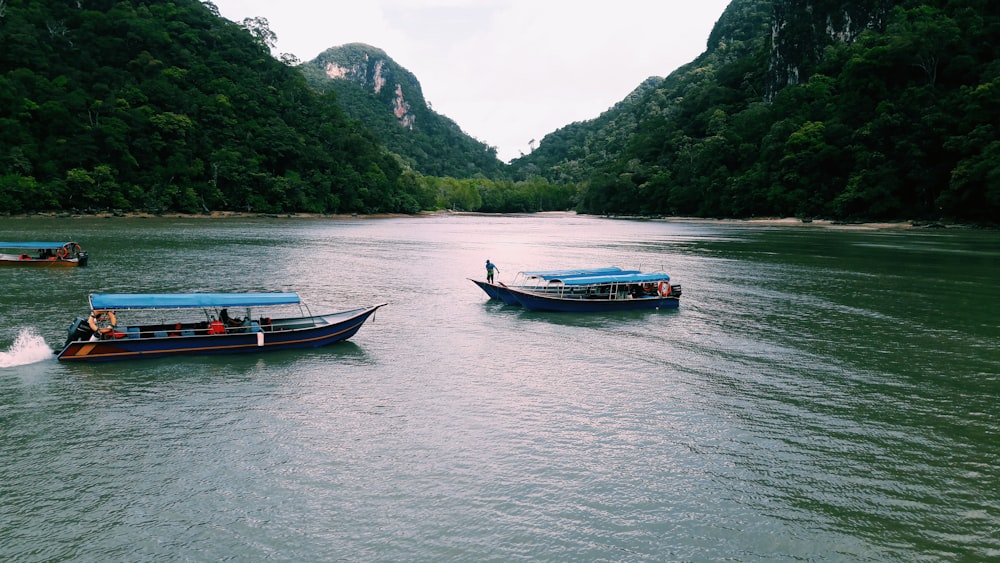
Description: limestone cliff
xmin=300 ymin=43 xmax=505 ymax=179
xmin=311 ymin=43 xmax=420 ymax=130
xmin=767 ymin=0 xmax=893 ymax=97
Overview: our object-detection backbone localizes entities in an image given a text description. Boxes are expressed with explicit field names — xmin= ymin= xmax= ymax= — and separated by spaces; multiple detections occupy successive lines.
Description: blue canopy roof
xmin=0 ymin=241 xmax=77 ymax=249
xmin=557 ymin=272 xmax=670 ymax=286
xmin=90 ymin=292 xmax=301 ymax=310
xmin=521 ymin=267 xmax=641 ymax=280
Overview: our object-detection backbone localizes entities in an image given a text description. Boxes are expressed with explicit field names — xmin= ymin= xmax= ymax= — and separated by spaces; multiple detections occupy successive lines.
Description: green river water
xmin=0 ymin=214 xmax=997 ymax=561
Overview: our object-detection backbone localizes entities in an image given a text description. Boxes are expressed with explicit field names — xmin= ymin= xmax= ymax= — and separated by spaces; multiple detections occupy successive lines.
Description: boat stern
xmin=64 ymin=316 xmax=94 ymax=346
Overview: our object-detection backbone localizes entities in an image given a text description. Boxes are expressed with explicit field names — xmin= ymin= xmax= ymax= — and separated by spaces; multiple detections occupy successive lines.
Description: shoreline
xmin=3 ymin=210 xmax=985 ymax=230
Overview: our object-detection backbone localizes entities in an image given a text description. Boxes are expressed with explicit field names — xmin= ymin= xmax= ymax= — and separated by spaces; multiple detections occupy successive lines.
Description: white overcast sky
xmin=210 ymin=0 xmax=732 ymax=162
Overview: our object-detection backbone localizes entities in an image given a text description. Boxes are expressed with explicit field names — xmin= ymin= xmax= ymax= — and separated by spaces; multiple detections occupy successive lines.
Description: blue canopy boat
xmin=0 ymin=241 xmax=88 ymax=267
xmin=57 ymin=292 xmax=385 ymax=362
xmin=470 ymin=267 xmax=640 ymax=306
xmin=500 ymin=271 xmax=682 ymax=312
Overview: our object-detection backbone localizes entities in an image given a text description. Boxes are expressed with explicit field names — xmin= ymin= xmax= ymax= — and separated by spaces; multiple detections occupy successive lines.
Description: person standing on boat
xmin=485 ymin=259 xmax=499 ymax=284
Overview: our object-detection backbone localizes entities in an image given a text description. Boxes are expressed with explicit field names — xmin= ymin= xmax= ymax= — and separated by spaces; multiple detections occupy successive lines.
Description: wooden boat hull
xmin=469 ymin=278 xmax=504 ymax=300
xmin=57 ymin=304 xmax=384 ymax=362
xmin=471 ymin=268 xmax=659 ymax=308
xmin=0 ymin=256 xmax=86 ymax=267
xmin=468 ymin=278 xmax=521 ymax=305
xmin=0 ymin=243 xmax=88 ymax=267
xmin=504 ymin=286 xmax=679 ymax=312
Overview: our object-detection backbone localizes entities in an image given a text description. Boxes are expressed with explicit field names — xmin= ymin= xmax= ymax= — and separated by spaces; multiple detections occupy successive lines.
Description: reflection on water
xmin=0 ymin=215 xmax=997 ymax=561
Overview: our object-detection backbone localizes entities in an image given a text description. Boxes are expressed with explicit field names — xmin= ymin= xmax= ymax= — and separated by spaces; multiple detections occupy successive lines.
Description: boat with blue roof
xmin=497 ymin=269 xmax=681 ymax=312
xmin=470 ymin=267 xmax=640 ymax=305
xmin=0 ymin=241 xmax=88 ymax=267
xmin=57 ymin=292 xmax=385 ymax=362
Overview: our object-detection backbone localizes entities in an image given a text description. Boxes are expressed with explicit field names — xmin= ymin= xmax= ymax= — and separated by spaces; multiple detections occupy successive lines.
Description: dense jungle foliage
xmin=0 ymin=0 xmax=429 ymax=214
xmin=0 ymin=0 xmax=550 ymax=215
xmin=2 ymin=0 xmax=995 ymax=220
xmin=512 ymin=0 xmax=1000 ymax=223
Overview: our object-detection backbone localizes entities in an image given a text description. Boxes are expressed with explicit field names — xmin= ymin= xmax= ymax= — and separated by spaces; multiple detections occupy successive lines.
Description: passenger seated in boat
xmin=88 ymin=310 xmax=117 ymax=339
xmin=219 ymin=308 xmax=243 ymax=327
xmin=207 ymin=316 xmax=226 ymax=335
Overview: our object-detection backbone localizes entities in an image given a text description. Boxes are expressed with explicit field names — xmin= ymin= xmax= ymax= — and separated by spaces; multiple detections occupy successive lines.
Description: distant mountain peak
xmin=300 ymin=43 xmax=505 ymax=179
xmin=313 ymin=43 xmax=420 ymax=129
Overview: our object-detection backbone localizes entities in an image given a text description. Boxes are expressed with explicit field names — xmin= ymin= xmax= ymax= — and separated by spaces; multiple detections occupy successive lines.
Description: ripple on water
xmin=0 ymin=216 xmax=997 ymax=560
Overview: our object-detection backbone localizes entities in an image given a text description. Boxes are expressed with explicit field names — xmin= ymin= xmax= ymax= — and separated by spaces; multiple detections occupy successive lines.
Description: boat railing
xmin=522 ymin=281 xmax=666 ymax=301
xmin=89 ymin=316 xmax=322 ymax=340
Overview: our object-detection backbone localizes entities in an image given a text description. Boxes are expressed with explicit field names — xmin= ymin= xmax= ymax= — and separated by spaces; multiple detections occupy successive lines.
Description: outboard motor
xmin=77 ymin=251 xmax=88 ymax=267
xmin=65 ymin=316 xmax=94 ymax=345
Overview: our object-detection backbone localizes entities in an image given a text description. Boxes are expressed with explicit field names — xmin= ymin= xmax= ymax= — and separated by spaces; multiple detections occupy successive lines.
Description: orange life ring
xmin=88 ymin=310 xmax=117 ymax=334
xmin=657 ymin=281 xmax=671 ymax=297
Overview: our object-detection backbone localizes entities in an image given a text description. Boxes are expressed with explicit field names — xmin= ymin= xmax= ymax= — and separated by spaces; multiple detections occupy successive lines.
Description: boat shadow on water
xmin=514 ymin=306 xmax=679 ymax=329
xmin=59 ymin=341 xmax=370 ymax=384
xmin=478 ymin=293 xmax=681 ymax=329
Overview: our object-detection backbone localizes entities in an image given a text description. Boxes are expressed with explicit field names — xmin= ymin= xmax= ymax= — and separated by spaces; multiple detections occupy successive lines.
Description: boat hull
xmin=57 ymin=304 xmax=384 ymax=362
xmin=0 ymin=244 xmax=88 ymax=267
xmin=0 ymin=257 xmax=85 ymax=267
xmin=469 ymin=278 xmax=523 ymax=305
xmin=505 ymin=287 xmax=679 ymax=312
xmin=469 ymin=278 xmax=504 ymax=300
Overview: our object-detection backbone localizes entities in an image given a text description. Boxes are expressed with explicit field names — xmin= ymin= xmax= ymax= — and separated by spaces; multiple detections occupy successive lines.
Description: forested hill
xmin=0 ymin=0 xmax=431 ymax=215
xmin=3 ymin=0 xmax=996 ymax=221
xmin=300 ymin=43 xmax=506 ymax=180
xmin=511 ymin=0 xmax=999 ymax=223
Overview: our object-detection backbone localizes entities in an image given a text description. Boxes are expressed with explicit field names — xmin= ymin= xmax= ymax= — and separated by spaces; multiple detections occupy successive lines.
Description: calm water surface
xmin=1 ymin=214 xmax=997 ymax=561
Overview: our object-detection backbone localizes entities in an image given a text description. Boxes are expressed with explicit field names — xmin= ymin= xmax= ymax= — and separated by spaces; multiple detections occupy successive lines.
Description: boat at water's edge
xmin=57 ymin=292 xmax=385 ymax=362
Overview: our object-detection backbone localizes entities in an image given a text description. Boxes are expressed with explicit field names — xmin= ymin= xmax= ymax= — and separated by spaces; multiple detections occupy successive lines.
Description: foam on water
xmin=0 ymin=328 xmax=55 ymax=367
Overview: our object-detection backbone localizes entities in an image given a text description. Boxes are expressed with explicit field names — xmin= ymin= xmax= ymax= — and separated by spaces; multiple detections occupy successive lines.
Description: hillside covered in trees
xmin=0 ymin=0 xmax=437 ymax=215
xmin=1 ymin=0 xmax=996 ymax=222
xmin=299 ymin=43 xmax=507 ymax=181
xmin=511 ymin=0 xmax=999 ymax=223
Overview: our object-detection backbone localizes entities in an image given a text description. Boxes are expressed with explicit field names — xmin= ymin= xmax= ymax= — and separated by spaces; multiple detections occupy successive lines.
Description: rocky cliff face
xmin=314 ymin=43 xmax=421 ymax=129
xmin=767 ymin=0 xmax=893 ymax=97
xmin=300 ymin=43 xmax=505 ymax=179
